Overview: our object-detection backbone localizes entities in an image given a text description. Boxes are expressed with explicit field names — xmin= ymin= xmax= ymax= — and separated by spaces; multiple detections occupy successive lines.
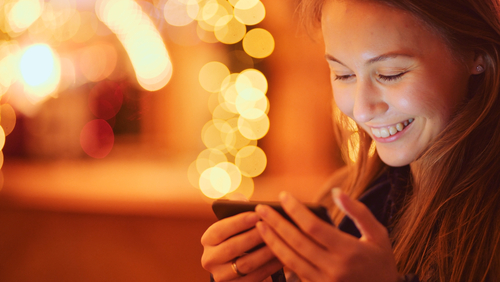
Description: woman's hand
xmin=255 ymin=189 xmax=400 ymax=282
xmin=201 ymin=210 xmax=284 ymax=282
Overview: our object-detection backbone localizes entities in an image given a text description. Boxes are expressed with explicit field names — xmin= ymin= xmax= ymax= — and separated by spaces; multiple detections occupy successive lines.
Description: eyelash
xmin=334 ymin=72 xmax=408 ymax=82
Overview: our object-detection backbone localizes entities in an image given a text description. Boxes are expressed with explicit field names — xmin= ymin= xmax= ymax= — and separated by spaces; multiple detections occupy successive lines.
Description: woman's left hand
xmin=255 ymin=189 xmax=401 ymax=282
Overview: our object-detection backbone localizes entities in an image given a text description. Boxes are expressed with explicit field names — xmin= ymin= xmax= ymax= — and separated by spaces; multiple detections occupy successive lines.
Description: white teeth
xmin=380 ymin=128 xmax=390 ymax=138
xmin=396 ymin=123 xmax=404 ymax=131
xmin=370 ymin=118 xmax=413 ymax=138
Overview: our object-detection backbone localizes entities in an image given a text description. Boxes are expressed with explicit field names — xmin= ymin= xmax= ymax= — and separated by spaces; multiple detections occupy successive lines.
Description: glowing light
xmin=199 ymin=166 xmax=231 ymax=199
xmin=195 ymin=148 xmax=227 ymax=174
xmin=201 ymin=119 xmax=228 ymax=151
xmin=191 ymin=0 xmax=272 ymax=199
xmin=0 ymin=104 xmax=17 ymax=136
xmin=0 ymin=127 xmax=5 ymax=151
xmin=80 ymin=119 xmax=114 ymax=159
xmin=7 ymin=0 xmax=44 ymax=33
xmin=164 ymin=0 xmax=199 ymax=27
xmin=0 ymin=41 xmax=19 ymax=96
xmin=237 ymin=114 xmax=270 ymax=140
xmin=231 ymin=176 xmax=254 ymax=199
xmin=214 ymin=15 xmax=246 ymax=44
xmin=96 ymin=0 xmax=172 ymax=91
xmin=199 ymin=61 xmax=230 ymax=93
xmin=232 ymin=0 xmax=259 ymax=10
xmin=235 ymin=145 xmax=267 ymax=177
xmin=215 ymin=162 xmax=242 ymax=193
xmin=88 ymin=81 xmax=123 ymax=120
xmin=19 ymin=44 xmax=61 ymax=102
xmin=234 ymin=1 xmax=265 ymax=26
xmin=235 ymin=87 xmax=267 ymax=119
xmin=0 ymin=151 xmax=4 ymax=171
xmin=237 ymin=68 xmax=268 ymax=94
xmin=243 ymin=28 xmax=274 ymax=59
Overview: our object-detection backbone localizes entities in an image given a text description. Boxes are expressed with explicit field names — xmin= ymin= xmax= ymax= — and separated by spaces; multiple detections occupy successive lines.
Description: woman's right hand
xmin=201 ymin=211 xmax=284 ymax=282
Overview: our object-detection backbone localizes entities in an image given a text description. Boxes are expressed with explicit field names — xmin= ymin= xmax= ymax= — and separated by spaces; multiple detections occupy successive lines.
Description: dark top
xmin=210 ymin=166 xmax=420 ymax=282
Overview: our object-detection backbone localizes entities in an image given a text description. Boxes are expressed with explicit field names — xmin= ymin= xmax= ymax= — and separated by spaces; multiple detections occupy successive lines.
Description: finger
xmin=332 ymin=188 xmax=388 ymax=243
xmin=256 ymin=221 xmax=321 ymax=281
xmin=201 ymin=211 xmax=259 ymax=246
xmin=211 ymin=255 xmax=282 ymax=282
xmin=278 ymin=191 xmax=354 ymax=250
xmin=256 ymin=204 xmax=329 ymax=260
xmin=204 ymin=227 xmax=265 ymax=267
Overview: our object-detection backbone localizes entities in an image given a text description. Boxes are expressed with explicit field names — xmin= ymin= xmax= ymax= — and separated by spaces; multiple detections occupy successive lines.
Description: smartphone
xmin=212 ymin=200 xmax=333 ymax=226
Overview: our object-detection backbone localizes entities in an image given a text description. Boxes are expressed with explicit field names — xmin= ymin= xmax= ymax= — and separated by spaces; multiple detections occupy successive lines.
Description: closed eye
xmin=334 ymin=74 xmax=355 ymax=81
xmin=378 ymin=71 xmax=408 ymax=82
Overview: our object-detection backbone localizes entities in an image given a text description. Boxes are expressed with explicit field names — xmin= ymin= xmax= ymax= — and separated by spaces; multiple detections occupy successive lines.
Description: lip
xmin=370 ymin=120 xmax=413 ymax=143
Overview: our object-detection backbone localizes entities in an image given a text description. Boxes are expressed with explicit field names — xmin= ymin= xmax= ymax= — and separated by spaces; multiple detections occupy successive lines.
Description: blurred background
xmin=0 ymin=0 xmax=342 ymax=280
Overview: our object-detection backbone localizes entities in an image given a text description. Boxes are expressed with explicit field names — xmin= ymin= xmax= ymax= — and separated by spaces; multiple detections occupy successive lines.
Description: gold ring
xmin=231 ymin=258 xmax=247 ymax=277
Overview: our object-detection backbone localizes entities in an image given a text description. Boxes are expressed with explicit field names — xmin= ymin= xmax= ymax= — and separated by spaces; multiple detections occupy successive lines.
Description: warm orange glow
xmin=0 ymin=104 xmax=17 ymax=136
xmin=79 ymin=43 xmax=117 ymax=82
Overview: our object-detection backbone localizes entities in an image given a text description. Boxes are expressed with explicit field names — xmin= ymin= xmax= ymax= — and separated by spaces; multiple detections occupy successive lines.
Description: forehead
xmin=321 ymin=0 xmax=434 ymax=60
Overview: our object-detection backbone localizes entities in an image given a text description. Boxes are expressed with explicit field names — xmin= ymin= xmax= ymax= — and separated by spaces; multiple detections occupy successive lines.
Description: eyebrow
xmin=324 ymin=52 xmax=414 ymax=67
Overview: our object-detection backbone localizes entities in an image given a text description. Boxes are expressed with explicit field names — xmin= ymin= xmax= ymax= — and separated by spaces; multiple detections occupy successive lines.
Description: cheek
xmin=333 ymin=88 xmax=354 ymax=117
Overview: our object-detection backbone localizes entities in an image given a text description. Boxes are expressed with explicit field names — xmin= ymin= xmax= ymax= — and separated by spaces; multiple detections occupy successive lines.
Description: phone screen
xmin=212 ymin=200 xmax=333 ymax=226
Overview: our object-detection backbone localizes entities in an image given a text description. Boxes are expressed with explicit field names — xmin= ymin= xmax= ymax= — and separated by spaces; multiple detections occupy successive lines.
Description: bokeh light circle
xmin=196 ymin=148 xmax=227 ymax=174
xmin=199 ymin=61 xmax=230 ymax=92
xmin=0 ymin=104 xmax=17 ymax=136
xmin=235 ymin=145 xmax=267 ymax=177
xmin=215 ymin=162 xmax=242 ymax=193
xmin=199 ymin=166 xmax=231 ymax=199
xmin=242 ymin=28 xmax=275 ymax=59
xmin=80 ymin=119 xmax=114 ymax=158
xmin=237 ymin=114 xmax=270 ymax=140
xmin=234 ymin=0 xmax=265 ymax=26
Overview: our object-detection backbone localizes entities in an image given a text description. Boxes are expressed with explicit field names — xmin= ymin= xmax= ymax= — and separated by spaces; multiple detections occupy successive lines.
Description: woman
xmin=201 ymin=0 xmax=500 ymax=281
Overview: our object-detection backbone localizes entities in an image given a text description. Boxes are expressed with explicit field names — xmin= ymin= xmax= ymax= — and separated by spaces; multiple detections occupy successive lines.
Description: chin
xmin=377 ymin=150 xmax=413 ymax=167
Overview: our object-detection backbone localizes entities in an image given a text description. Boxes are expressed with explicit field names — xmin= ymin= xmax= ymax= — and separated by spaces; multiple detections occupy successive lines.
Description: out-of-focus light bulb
xmin=8 ymin=0 xmax=44 ymax=33
xmin=19 ymin=44 xmax=61 ymax=102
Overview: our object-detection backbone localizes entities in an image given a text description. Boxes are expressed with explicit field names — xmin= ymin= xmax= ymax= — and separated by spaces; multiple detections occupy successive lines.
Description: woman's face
xmin=322 ymin=0 xmax=473 ymax=167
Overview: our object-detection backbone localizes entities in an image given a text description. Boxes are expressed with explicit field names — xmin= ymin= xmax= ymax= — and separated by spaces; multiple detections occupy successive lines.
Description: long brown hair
xmin=300 ymin=0 xmax=500 ymax=280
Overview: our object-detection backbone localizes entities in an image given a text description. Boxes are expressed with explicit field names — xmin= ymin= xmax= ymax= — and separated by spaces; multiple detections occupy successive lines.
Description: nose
xmin=352 ymin=79 xmax=388 ymax=123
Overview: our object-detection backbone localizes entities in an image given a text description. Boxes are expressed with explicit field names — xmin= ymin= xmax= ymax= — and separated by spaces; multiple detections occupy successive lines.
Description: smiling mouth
xmin=370 ymin=118 xmax=414 ymax=138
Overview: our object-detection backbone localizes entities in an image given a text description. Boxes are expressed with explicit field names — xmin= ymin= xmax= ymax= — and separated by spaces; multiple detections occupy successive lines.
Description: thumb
xmin=331 ymin=188 xmax=387 ymax=243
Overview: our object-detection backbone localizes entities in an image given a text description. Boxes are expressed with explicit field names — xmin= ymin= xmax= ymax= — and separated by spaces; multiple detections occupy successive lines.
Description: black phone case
xmin=212 ymin=200 xmax=333 ymax=225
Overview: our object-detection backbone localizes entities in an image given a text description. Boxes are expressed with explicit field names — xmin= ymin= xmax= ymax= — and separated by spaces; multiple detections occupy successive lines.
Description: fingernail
xmin=256 ymin=221 xmax=267 ymax=234
xmin=246 ymin=213 xmax=259 ymax=224
xmin=279 ymin=191 xmax=289 ymax=203
xmin=255 ymin=204 xmax=267 ymax=217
